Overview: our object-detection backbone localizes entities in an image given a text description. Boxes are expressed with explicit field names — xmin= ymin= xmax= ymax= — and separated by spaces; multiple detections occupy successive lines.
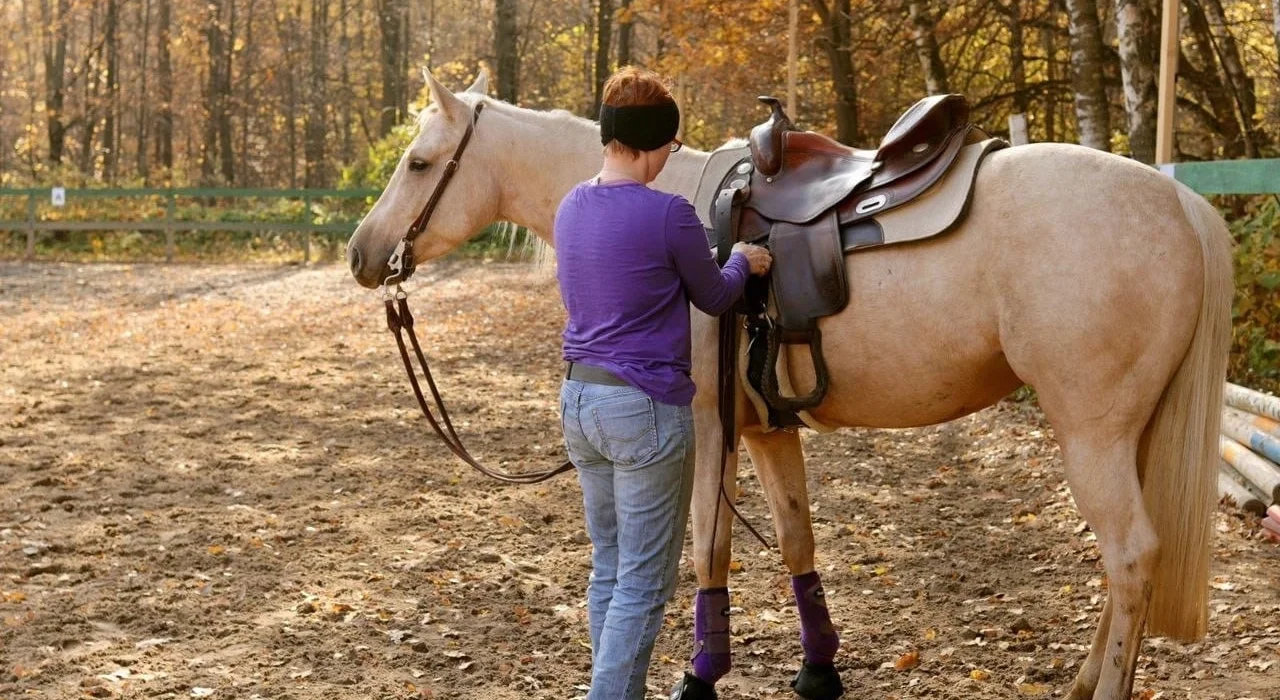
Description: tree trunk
xmin=495 ymin=0 xmax=519 ymax=102
xmin=376 ymin=0 xmax=407 ymax=135
xmin=617 ymin=0 xmax=633 ymax=67
xmin=1115 ymin=0 xmax=1159 ymax=163
xmin=1042 ymin=17 xmax=1057 ymax=142
xmin=907 ymin=0 xmax=949 ymax=94
xmin=38 ymin=0 xmax=70 ymax=165
xmin=810 ymin=0 xmax=858 ymax=144
xmin=1273 ymin=0 xmax=1280 ymax=71
xmin=1065 ymin=0 xmax=1111 ymax=150
xmin=135 ymin=0 xmax=151 ymax=180
xmin=202 ymin=0 xmax=229 ymax=182
xmin=278 ymin=0 xmax=300 ymax=187
xmin=304 ymin=0 xmax=329 ymax=187
xmin=239 ymin=0 xmax=256 ymax=185
xmin=338 ymin=0 xmax=353 ymax=164
xmin=1183 ymin=0 xmax=1243 ymax=157
xmin=79 ymin=11 xmax=100 ymax=176
xmin=103 ymin=0 xmax=119 ymax=182
xmin=1007 ymin=1 xmax=1029 ymax=114
xmin=1200 ymin=0 xmax=1259 ymax=156
xmin=22 ymin=0 xmax=42 ymax=176
xmin=219 ymin=0 xmax=235 ymax=183
xmin=155 ymin=0 xmax=173 ymax=173
xmin=592 ymin=0 xmax=613 ymax=116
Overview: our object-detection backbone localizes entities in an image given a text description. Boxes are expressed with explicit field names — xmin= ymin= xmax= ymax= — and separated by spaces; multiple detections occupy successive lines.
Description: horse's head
xmin=347 ymin=70 xmax=500 ymax=289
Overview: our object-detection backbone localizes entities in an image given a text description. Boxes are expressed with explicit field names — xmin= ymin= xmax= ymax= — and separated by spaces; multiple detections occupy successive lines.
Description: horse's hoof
xmin=791 ymin=662 xmax=844 ymax=700
xmin=670 ymin=672 xmax=718 ymax=700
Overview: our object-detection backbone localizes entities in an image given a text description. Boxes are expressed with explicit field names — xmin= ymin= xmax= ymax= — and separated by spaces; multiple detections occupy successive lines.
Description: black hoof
xmin=791 ymin=662 xmax=844 ymax=700
xmin=670 ymin=672 xmax=718 ymax=700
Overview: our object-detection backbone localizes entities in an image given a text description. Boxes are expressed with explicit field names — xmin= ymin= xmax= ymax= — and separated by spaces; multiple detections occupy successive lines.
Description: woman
xmin=555 ymin=66 xmax=771 ymax=700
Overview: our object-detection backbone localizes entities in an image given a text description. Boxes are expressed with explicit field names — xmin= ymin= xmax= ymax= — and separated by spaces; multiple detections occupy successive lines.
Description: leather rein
xmin=377 ymin=100 xmax=770 ymax=557
xmin=381 ymin=100 xmax=573 ymax=485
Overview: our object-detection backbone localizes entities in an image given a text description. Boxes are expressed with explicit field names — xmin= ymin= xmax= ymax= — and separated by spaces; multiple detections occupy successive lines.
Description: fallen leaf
xmin=970 ymin=669 xmax=990 ymax=681
xmin=894 ymin=650 xmax=919 ymax=671
xmin=1017 ymin=683 xmax=1050 ymax=696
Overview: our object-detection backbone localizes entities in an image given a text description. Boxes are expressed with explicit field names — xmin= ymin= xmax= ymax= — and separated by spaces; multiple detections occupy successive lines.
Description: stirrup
xmin=761 ymin=325 xmax=829 ymax=412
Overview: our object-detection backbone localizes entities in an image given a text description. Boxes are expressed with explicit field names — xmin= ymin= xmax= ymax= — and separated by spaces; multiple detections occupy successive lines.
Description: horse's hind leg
xmin=1059 ymin=433 xmax=1158 ymax=700
xmin=743 ymin=428 xmax=844 ymax=700
xmin=1066 ymin=599 xmax=1111 ymax=700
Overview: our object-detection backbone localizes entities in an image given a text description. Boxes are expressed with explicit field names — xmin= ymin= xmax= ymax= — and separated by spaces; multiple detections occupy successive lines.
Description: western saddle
xmin=711 ymin=93 xmax=996 ymax=426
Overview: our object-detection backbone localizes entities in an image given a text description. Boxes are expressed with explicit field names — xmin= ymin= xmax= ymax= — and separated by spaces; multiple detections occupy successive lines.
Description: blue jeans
xmin=560 ymin=379 xmax=696 ymax=700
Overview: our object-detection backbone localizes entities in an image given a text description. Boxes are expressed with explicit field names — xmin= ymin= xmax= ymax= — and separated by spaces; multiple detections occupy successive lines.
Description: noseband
xmin=381 ymin=100 xmax=573 ymax=485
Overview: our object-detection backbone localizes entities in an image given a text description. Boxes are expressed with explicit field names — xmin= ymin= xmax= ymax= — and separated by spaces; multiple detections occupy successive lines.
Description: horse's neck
xmin=491 ymin=104 xmax=711 ymax=244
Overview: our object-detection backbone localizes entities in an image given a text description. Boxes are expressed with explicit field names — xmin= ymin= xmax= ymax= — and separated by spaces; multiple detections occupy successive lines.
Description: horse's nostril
xmin=347 ymin=244 xmax=363 ymax=277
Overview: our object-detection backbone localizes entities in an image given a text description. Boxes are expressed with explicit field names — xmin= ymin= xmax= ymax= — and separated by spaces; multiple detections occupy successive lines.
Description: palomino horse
xmin=346 ymin=71 xmax=1232 ymax=700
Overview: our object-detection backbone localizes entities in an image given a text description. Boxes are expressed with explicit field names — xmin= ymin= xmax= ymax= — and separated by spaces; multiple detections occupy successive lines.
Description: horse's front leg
xmin=744 ymin=428 xmax=844 ymax=700
xmin=671 ymin=395 xmax=740 ymax=700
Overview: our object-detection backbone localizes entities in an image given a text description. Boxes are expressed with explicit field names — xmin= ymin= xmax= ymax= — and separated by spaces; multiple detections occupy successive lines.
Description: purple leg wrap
xmin=691 ymin=587 xmax=732 ymax=684
xmin=793 ymin=571 xmax=839 ymax=665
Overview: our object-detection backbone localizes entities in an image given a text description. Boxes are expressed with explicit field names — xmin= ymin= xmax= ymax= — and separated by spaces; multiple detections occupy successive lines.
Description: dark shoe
xmin=791 ymin=661 xmax=844 ymax=700
xmin=670 ymin=672 xmax=718 ymax=700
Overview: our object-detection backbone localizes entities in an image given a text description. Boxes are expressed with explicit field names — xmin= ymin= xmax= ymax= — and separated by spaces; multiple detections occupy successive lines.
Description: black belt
xmin=565 ymin=362 xmax=629 ymax=386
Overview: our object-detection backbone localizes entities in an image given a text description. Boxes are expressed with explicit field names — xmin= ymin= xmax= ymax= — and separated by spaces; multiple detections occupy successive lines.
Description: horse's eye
xmin=408 ymin=159 xmax=430 ymax=172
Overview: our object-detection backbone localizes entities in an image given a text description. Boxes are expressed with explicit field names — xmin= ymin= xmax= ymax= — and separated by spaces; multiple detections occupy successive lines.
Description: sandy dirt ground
xmin=1 ymin=260 xmax=1276 ymax=700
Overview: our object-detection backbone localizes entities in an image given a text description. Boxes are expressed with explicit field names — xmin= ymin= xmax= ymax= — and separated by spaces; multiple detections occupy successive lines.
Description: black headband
xmin=599 ymin=102 xmax=681 ymax=152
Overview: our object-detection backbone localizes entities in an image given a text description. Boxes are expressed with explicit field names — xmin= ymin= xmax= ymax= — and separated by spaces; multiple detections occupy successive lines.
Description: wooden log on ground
xmin=1221 ymin=408 xmax=1280 ymax=464
xmin=1218 ymin=466 xmax=1268 ymax=516
xmin=1223 ymin=405 xmax=1280 ymax=440
xmin=1219 ymin=435 xmax=1280 ymax=504
xmin=1225 ymin=382 xmax=1280 ymax=422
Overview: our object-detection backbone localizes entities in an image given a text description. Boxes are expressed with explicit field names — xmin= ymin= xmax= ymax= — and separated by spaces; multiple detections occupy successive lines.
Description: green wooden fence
xmin=2 ymin=158 xmax=1277 ymax=263
xmin=0 ymin=187 xmax=380 ymax=262
xmin=1158 ymin=159 xmax=1280 ymax=195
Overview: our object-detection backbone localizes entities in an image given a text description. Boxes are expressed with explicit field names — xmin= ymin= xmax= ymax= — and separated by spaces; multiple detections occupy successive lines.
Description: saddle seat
xmin=711 ymin=92 xmax=1004 ymax=423
xmin=746 ymin=93 xmax=972 ymax=225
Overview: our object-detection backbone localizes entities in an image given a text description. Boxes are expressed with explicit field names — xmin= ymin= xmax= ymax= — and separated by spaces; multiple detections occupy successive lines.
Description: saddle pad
xmin=694 ymin=143 xmax=752 ymax=229
xmin=839 ymin=137 xmax=1006 ymax=253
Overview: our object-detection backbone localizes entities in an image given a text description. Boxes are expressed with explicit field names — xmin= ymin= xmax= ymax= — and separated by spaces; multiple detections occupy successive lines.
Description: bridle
xmin=381 ymin=100 xmax=573 ymax=484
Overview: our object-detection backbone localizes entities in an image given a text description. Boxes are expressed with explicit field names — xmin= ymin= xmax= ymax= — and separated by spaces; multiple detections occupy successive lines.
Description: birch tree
xmin=1114 ymin=0 xmax=1159 ymax=162
xmin=1065 ymin=0 xmax=1110 ymax=149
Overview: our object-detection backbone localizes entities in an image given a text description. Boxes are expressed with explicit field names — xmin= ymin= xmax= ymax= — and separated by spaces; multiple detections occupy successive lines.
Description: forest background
xmin=0 ymin=0 xmax=1278 ymax=387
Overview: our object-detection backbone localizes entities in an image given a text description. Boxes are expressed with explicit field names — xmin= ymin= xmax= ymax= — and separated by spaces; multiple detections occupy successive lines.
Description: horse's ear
xmin=466 ymin=69 xmax=489 ymax=96
xmin=423 ymin=68 xmax=464 ymax=120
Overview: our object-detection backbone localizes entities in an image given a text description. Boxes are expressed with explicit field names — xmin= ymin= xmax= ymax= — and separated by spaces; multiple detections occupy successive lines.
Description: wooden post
xmin=1008 ymin=114 xmax=1029 ymax=146
xmin=1155 ymin=0 xmax=1180 ymax=164
xmin=165 ymin=192 xmax=176 ymax=263
xmin=302 ymin=195 xmax=312 ymax=264
xmin=787 ymin=0 xmax=799 ymax=117
xmin=25 ymin=193 xmax=36 ymax=260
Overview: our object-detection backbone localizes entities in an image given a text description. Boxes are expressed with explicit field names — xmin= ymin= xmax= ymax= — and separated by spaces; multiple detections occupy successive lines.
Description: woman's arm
xmin=665 ymin=197 xmax=750 ymax=316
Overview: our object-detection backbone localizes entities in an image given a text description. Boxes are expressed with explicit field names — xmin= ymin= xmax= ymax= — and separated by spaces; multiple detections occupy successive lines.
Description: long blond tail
xmin=1141 ymin=183 xmax=1233 ymax=640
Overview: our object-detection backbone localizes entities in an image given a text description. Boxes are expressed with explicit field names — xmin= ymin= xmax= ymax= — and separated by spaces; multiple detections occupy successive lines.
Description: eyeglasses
xmin=669 ymin=139 xmax=683 ymax=153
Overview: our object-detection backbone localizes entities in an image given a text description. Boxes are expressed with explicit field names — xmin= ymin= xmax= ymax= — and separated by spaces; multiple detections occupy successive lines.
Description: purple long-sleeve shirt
xmin=554 ymin=180 xmax=750 ymax=406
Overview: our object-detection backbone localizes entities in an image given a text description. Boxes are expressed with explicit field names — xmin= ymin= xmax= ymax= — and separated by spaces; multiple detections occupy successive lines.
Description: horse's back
xmin=796 ymin=143 xmax=1204 ymax=430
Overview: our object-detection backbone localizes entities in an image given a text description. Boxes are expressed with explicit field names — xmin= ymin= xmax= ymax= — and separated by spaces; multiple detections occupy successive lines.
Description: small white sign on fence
xmin=51 ymin=187 xmax=66 ymax=207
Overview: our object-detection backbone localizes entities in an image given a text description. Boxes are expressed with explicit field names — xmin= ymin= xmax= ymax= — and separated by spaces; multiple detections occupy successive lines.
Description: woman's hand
xmin=732 ymin=242 xmax=773 ymax=276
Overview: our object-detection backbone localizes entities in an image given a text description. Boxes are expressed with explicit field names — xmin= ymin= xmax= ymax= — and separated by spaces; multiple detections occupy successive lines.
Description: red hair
xmin=602 ymin=67 xmax=675 ymax=159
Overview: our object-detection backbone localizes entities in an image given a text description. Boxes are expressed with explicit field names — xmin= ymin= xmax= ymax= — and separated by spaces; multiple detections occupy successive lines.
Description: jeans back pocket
xmin=590 ymin=393 xmax=659 ymax=467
